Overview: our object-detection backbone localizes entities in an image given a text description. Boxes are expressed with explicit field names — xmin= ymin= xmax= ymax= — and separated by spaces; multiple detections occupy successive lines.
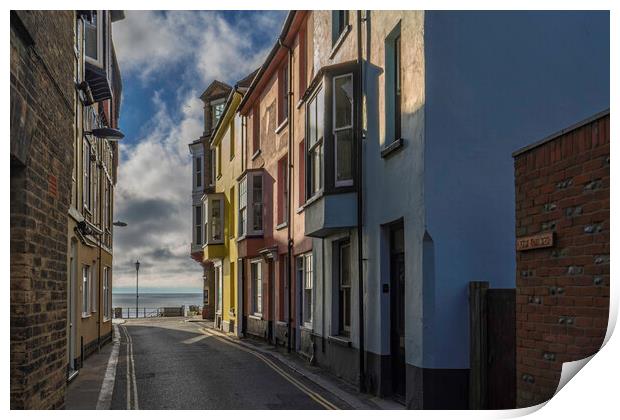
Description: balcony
xmin=304 ymin=192 xmax=357 ymax=238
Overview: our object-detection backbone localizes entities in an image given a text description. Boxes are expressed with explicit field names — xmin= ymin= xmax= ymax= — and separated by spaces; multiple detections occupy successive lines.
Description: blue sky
xmin=111 ymin=11 xmax=286 ymax=293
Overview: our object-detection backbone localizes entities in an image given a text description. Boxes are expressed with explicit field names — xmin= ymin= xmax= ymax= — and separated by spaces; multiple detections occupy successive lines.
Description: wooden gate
xmin=469 ymin=282 xmax=516 ymax=409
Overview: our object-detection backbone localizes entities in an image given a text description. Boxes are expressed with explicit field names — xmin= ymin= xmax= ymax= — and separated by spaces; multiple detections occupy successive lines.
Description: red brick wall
xmin=514 ymin=113 xmax=610 ymax=408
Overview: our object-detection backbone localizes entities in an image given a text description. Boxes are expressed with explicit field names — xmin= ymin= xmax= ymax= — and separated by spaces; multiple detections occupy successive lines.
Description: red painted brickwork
xmin=10 ymin=11 xmax=75 ymax=409
xmin=514 ymin=112 xmax=610 ymax=408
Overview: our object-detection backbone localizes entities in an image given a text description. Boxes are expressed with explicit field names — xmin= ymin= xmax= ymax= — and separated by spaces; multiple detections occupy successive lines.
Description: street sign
xmin=516 ymin=232 xmax=554 ymax=251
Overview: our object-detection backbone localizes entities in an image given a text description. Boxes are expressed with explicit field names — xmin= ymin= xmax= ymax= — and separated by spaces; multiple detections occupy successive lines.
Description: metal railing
xmin=113 ymin=305 xmax=203 ymax=319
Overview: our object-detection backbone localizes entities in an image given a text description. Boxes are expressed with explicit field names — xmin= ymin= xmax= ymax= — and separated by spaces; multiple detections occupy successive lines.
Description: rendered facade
xmin=187 ymin=10 xmax=609 ymax=409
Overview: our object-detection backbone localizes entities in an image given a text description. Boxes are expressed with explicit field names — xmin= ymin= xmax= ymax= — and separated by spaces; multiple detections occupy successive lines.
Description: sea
xmin=112 ymin=292 xmax=203 ymax=318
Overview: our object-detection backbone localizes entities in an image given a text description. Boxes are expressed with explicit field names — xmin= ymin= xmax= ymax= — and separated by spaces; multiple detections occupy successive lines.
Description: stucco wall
xmin=424 ymin=11 xmax=610 ymax=369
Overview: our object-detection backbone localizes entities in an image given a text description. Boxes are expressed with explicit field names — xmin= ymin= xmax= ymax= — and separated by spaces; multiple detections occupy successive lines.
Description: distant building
xmin=190 ymin=80 xmax=231 ymax=320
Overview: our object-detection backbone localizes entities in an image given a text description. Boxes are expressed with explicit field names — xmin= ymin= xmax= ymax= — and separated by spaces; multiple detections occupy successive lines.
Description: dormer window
xmin=211 ymin=99 xmax=225 ymax=129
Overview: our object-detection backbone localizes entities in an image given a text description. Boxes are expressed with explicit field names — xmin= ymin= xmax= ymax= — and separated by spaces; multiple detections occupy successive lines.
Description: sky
xmin=111 ymin=11 xmax=287 ymax=293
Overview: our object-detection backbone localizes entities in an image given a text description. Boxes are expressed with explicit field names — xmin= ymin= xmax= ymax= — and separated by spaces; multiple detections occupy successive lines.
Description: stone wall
xmin=514 ymin=112 xmax=610 ymax=407
xmin=10 ymin=10 xmax=75 ymax=409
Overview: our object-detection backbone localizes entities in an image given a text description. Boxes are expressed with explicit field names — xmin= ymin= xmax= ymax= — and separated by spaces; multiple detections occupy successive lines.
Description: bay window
xmin=251 ymin=259 xmax=263 ymax=315
xmin=238 ymin=171 xmax=264 ymax=238
xmin=194 ymin=205 xmax=202 ymax=245
xmin=333 ymin=73 xmax=354 ymax=186
xmin=306 ymin=87 xmax=324 ymax=198
xmin=195 ymin=156 xmax=202 ymax=189
xmin=205 ymin=195 xmax=224 ymax=245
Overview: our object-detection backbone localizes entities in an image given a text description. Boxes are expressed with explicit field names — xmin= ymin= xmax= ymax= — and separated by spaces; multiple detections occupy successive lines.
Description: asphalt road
xmin=109 ymin=318 xmax=345 ymax=409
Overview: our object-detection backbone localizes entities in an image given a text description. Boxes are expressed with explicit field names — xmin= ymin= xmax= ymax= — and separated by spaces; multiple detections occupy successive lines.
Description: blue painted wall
xmin=424 ymin=11 xmax=609 ymax=368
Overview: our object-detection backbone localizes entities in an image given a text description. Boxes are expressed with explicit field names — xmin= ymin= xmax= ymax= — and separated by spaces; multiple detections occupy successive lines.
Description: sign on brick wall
xmin=516 ymin=232 xmax=553 ymax=251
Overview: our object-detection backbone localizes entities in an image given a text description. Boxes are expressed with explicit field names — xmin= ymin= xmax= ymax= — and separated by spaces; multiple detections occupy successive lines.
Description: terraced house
xmin=10 ymin=9 xmax=125 ymax=409
xmin=188 ymin=10 xmax=608 ymax=409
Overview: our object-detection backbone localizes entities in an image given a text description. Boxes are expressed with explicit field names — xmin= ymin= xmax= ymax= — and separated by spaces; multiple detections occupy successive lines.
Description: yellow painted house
xmin=202 ymin=75 xmax=253 ymax=334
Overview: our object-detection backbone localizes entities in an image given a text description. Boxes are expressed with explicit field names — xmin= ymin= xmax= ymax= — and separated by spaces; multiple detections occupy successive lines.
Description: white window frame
xmin=82 ymin=265 xmax=91 ymax=317
xmin=251 ymin=259 xmax=263 ymax=316
xmin=339 ymin=241 xmax=351 ymax=335
xmin=306 ymin=86 xmax=324 ymax=199
xmin=205 ymin=194 xmax=225 ymax=245
xmin=210 ymin=148 xmax=216 ymax=187
xmin=103 ymin=266 xmax=111 ymax=321
xmin=91 ymin=262 xmax=98 ymax=313
xmin=214 ymin=260 xmax=223 ymax=315
xmin=210 ymin=98 xmax=226 ymax=129
xmin=83 ymin=139 xmax=91 ymax=211
xmin=194 ymin=204 xmax=203 ymax=246
xmin=238 ymin=172 xmax=264 ymax=238
xmin=195 ymin=155 xmax=203 ymax=189
xmin=299 ymin=253 xmax=313 ymax=328
xmin=84 ymin=10 xmax=104 ymax=68
xmin=333 ymin=73 xmax=354 ymax=187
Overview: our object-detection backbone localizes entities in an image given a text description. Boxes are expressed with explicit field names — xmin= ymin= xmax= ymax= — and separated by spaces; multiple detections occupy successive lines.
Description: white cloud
xmin=111 ymin=11 xmax=285 ymax=291
xmin=113 ymin=11 xmax=285 ymax=85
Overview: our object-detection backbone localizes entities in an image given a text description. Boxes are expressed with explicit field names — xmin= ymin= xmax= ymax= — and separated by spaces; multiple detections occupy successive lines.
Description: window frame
xmin=338 ymin=241 xmax=351 ymax=336
xmin=195 ymin=155 xmax=202 ymax=189
xmin=252 ymin=104 xmax=260 ymax=156
xmin=298 ymin=253 xmax=313 ymax=328
xmin=103 ymin=266 xmax=111 ymax=321
xmin=251 ymin=259 xmax=263 ymax=316
xmin=214 ymin=261 xmax=223 ymax=315
xmin=278 ymin=60 xmax=289 ymax=126
xmin=331 ymin=11 xmax=350 ymax=47
xmin=332 ymin=73 xmax=355 ymax=187
xmin=210 ymin=98 xmax=226 ymax=130
xmin=84 ymin=10 xmax=104 ymax=68
xmin=194 ymin=204 xmax=203 ymax=246
xmin=305 ymin=85 xmax=325 ymax=200
xmin=277 ymin=156 xmax=288 ymax=225
xmin=205 ymin=194 xmax=225 ymax=245
xmin=82 ymin=264 xmax=91 ymax=317
xmin=237 ymin=171 xmax=264 ymax=238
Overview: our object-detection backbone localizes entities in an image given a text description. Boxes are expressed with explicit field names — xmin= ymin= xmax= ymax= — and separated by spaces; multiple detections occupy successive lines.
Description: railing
xmin=113 ymin=305 xmax=203 ymax=319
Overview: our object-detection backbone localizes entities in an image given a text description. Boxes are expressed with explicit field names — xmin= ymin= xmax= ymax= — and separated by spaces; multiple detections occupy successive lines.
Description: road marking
xmin=96 ymin=323 xmax=121 ymax=410
xmin=199 ymin=327 xmax=339 ymax=410
xmin=182 ymin=334 xmax=209 ymax=344
xmin=121 ymin=325 xmax=140 ymax=410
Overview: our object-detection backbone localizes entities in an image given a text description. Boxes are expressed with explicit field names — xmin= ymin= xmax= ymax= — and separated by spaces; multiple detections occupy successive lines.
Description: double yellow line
xmin=200 ymin=328 xmax=339 ymax=410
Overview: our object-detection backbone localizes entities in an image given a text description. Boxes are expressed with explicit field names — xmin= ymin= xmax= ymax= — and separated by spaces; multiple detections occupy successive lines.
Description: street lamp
xmin=135 ymin=260 xmax=140 ymax=318
xmin=84 ymin=127 xmax=125 ymax=141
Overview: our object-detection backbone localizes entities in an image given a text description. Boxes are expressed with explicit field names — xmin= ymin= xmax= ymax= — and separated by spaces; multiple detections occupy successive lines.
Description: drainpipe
xmin=279 ymin=37 xmax=294 ymax=353
xmin=356 ymin=9 xmax=366 ymax=394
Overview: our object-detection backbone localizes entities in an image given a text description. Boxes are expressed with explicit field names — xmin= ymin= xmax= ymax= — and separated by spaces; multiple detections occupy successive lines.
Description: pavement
xmin=65 ymin=316 xmax=398 ymax=410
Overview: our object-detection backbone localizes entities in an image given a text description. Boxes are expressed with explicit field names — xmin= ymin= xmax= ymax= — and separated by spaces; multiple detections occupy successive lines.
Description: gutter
xmin=278 ymin=36 xmax=294 ymax=354
xmin=356 ymin=10 xmax=366 ymax=393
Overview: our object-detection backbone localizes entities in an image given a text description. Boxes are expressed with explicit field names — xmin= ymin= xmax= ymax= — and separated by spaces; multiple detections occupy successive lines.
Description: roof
xmin=199 ymin=80 xmax=232 ymax=102
xmin=512 ymin=109 xmax=610 ymax=158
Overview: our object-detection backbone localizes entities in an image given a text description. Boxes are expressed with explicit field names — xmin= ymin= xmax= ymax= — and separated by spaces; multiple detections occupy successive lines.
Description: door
xmin=390 ymin=223 xmax=406 ymax=400
xmin=486 ymin=289 xmax=516 ymax=409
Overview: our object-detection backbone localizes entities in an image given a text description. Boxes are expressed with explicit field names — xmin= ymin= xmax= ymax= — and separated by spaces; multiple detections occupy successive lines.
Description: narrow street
xmin=107 ymin=319 xmax=349 ymax=409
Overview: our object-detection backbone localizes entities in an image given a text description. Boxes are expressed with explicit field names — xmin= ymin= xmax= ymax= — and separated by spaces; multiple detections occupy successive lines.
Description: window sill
xmin=275 ymin=118 xmax=288 ymax=134
xmin=249 ymin=314 xmax=263 ymax=320
xmin=296 ymin=206 xmax=305 ymax=215
xmin=103 ymin=317 xmax=111 ymax=323
xmin=329 ymin=25 xmax=352 ymax=60
xmin=236 ymin=233 xmax=264 ymax=243
xmin=328 ymin=335 xmax=352 ymax=347
xmin=81 ymin=313 xmax=91 ymax=319
xmin=276 ymin=321 xmax=288 ymax=327
xmin=380 ymin=138 xmax=405 ymax=159
xmin=296 ymin=98 xmax=305 ymax=110
xmin=252 ymin=149 xmax=262 ymax=161
xmin=275 ymin=221 xmax=288 ymax=231
xmin=301 ymin=323 xmax=313 ymax=332
xmin=301 ymin=191 xmax=324 ymax=210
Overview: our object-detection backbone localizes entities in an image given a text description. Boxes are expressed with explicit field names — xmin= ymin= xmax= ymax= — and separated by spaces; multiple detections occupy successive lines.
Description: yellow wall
xmin=208 ymin=92 xmax=243 ymax=331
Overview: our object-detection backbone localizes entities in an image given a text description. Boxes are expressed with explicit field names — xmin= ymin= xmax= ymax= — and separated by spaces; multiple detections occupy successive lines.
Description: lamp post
xmin=135 ymin=260 xmax=140 ymax=318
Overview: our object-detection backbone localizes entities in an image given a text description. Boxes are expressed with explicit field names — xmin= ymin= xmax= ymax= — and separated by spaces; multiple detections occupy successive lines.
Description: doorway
xmin=390 ymin=222 xmax=406 ymax=401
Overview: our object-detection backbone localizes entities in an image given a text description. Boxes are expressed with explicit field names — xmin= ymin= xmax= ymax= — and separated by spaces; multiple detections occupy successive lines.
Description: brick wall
xmin=514 ymin=112 xmax=610 ymax=408
xmin=10 ymin=11 xmax=75 ymax=409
